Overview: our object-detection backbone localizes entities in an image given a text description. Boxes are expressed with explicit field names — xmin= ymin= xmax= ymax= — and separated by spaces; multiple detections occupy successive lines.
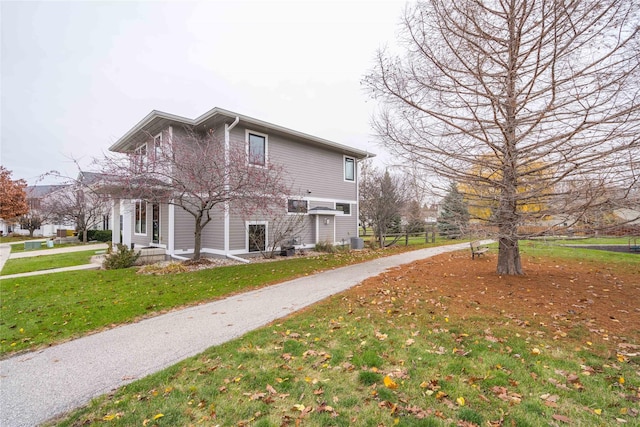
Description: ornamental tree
xmin=100 ymin=126 xmax=291 ymax=260
xmin=0 ymin=167 xmax=28 ymax=222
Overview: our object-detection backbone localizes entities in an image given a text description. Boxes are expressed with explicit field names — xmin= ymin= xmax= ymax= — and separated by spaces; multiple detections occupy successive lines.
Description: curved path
xmin=0 ymin=242 xmax=471 ymax=427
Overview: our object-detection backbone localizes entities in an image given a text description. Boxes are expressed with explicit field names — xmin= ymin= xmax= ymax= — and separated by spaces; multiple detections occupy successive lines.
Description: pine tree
xmin=437 ymin=182 xmax=469 ymax=239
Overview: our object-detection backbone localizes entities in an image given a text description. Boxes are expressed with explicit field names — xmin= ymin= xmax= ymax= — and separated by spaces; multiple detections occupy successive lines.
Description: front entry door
xmin=152 ymin=203 xmax=160 ymax=244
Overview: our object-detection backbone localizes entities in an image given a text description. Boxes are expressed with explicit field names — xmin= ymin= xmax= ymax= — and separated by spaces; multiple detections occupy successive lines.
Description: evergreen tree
xmin=437 ymin=182 xmax=469 ymax=238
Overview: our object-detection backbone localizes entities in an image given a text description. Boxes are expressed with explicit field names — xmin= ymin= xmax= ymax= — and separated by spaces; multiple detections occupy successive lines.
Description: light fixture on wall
xmin=324 ymin=218 xmax=330 ymax=225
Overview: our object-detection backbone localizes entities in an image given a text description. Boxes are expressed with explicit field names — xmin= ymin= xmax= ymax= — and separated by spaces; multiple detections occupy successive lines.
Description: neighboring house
xmin=13 ymin=175 xmax=112 ymax=237
xmin=77 ymin=171 xmax=111 ymax=231
xmin=19 ymin=185 xmax=72 ymax=237
xmin=108 ymin=107 xmax=372 ymax=258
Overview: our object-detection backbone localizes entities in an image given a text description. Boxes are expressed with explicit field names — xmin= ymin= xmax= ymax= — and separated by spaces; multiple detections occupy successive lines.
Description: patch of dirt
xmin=353 ymin=251 xmax=640 ymax=349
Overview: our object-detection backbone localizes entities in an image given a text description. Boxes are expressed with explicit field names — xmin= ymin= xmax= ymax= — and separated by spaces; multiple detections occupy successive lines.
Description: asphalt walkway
xmin=0 ymin=242 xmax=471 ymax=427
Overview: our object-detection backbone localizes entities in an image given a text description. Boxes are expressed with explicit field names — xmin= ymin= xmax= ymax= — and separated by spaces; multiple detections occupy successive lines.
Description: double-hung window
xmin=153 ymin=134 xmax=162 ymax=163
xmin=135 ymin=201 xmax=147 ymax=234
xmin=133 ymin=144 xmax=147 ymax=173
xmin=344 ymin=156 xmax=355 ymax=182
xmin=247 ymin=131 xmax=267 ymax=166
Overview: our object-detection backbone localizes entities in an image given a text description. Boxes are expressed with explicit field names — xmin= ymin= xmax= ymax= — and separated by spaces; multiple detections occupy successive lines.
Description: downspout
xmin=224 ymin=117 xmax=240 ymax=256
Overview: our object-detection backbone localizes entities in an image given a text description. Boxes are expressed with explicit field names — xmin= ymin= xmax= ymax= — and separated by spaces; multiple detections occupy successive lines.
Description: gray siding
xmin=227 ymin=126 xmax=358 ymax=203
xmin=174 ymin=207 xmax=194 ymax=251
xmin=317 ymin=216 xmax=335 ymax=243
xmin=269 ymin=135 xmax=357 ymax=201
xmin=201 ymin=205 xmax=225 ymax=251
xmin=335 ymin=215 xmax=358 ymax=244
xmin=229 ymin=214 xmax=246 ymax=251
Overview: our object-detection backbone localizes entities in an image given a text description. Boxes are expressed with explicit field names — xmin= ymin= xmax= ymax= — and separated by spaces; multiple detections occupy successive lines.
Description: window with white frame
xmin=344 ymin=157 xmax=355 ymax=182
xmin=153 ymin=133 xmax=162 ymax=162
xmin=134 ymin=201 xmax=147 ymax=234
xmin=247 ymin=132 xmax=267 ymax=166
xmin=287 ymin=199 xmax=308 ymax=213
xmin=133 ymin=143 xmax=147 ymax=172
xmin=336 ymin=202 xmax=351 ymax=215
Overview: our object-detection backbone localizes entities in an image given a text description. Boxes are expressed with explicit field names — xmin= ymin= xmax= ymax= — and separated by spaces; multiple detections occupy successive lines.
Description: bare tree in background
xmin=100 ymin=127 xmax=291 ymax=260
xmin=360 ymin=166 xmax=407 ymax=247
xmin=44 ymin=177 xmax=111 ymax=243
xmin=364 ymin=0 xmax=640 ymax=274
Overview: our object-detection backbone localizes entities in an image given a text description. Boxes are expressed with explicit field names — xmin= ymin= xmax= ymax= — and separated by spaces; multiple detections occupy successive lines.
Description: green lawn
xmin=9 ymin=241 xmax=89 ymax=254
xmin=0 ymin=244 xmax=439 ymax=355
xmin=0 ymin=250 xmax=97 ymax=276
xmin=46 ymin=245 xmax=639 ymax=427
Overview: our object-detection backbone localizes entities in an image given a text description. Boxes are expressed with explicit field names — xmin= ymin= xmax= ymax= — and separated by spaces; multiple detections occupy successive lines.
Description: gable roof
xmin=109 ymin=107 xmax=373 ymax=159
xmin=25 ymin=185 xmax=68 ymax=199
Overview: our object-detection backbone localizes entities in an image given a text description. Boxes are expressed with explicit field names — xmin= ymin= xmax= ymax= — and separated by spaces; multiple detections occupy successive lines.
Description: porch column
xmin=121 ymin=200 xmax=132 ymax=248
xmin=111 ymin=199 xmax=120 ymax=246
xmin=168 ymin=203 xmax=175 ymax=256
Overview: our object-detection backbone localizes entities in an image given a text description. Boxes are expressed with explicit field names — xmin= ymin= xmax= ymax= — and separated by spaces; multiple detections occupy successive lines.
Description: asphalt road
xmin=0 ymin=242 xmax=471 ymax=427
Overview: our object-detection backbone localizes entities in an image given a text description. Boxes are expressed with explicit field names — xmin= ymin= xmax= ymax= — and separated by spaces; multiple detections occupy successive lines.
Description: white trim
xmin=168 ymin=203 xmax=175 ymax=255
xmin=245 ymin=129 xmax=268 ymax=167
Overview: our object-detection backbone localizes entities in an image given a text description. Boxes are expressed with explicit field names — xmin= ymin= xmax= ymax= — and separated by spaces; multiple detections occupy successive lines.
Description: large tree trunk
xmin=497 ymin=236 xmax=522 ymax=275
xmin=496 ymin=183 xmax=523 ymax=275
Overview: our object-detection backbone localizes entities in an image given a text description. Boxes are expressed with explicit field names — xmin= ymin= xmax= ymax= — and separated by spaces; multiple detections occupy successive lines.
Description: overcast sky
xmin=1 ymin=0 xmax=405 ymax=185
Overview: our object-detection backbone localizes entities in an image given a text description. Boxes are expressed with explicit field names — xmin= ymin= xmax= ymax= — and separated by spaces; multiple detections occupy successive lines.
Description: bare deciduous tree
xmin=44 ymin=178 xmax=110 ymax=243
xmin=364 ymin=0 xmax=640 ymax=274
xmin=360 ymin=166 xmax=407 ymax=247
xmin=243 ymin=199 xmax=308 ymax=259
xmin=101 ymin=127 xmax=291 ymax=260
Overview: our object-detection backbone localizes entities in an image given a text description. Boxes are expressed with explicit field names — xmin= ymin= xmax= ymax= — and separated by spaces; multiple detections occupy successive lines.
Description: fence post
xmin=405 ymin=232 xmax=409 ymax=246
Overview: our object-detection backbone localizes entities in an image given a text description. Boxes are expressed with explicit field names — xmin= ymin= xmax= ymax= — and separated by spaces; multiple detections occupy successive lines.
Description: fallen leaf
xmin=552 ymin=414 xmax=572 ymax=423
xmin=384 ymin=375 xmax=398 ymax=389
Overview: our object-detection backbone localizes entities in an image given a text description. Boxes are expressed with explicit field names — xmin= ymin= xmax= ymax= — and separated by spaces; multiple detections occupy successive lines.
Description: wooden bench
xmin=470 ymin=241 xmax=489 ymax=259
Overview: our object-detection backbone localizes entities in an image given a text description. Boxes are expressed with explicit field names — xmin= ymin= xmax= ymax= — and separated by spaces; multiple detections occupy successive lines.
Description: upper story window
xmin=287 ymin=199 xmax=308 ymax=213
xmin=344 ymin=156 xmax=355 ymax=182
xmin=247 ymin=131 xmax=267 ymax=166
xmin=153 ymin=133 xmax=162 ymax=162
xmin=133 ymin=143 xmax=147 ymax=173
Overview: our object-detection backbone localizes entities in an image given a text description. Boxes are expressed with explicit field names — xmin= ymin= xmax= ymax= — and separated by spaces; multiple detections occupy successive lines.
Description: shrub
xmin=315 ymin=241 xmax=336 ymax=253
xmin=314 ymin=241 xmax=351 ymax=253
xmin=78 ymin=230 xmax=112 ymax=242
xmin=102 ymin=244 xmax=140 ymax=270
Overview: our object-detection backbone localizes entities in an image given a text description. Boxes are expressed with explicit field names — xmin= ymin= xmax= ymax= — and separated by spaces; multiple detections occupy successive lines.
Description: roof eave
xmin=110 ymin=107 xmax=375 ymax=159
xmin=109 ymin=110 xmax=195 ymax=153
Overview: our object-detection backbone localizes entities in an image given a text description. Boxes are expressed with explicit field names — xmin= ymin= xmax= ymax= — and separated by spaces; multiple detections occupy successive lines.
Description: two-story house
xmin=108 ymin=107 xmax=372 ymax=259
